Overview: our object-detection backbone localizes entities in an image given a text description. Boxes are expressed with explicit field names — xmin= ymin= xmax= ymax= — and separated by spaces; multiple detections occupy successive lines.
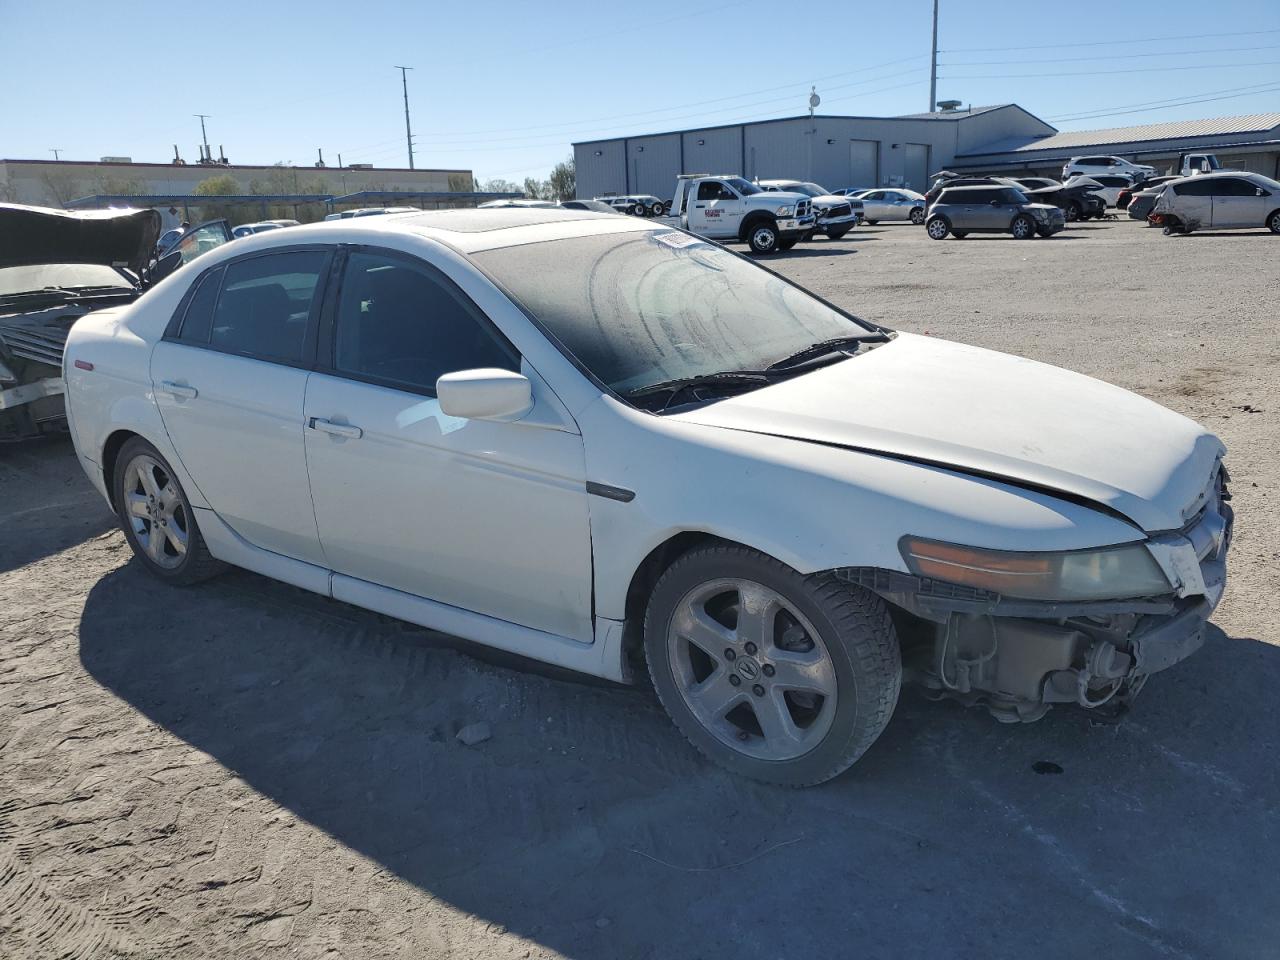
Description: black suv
xmin=925 ymin=185 xmax=1065 ymax=240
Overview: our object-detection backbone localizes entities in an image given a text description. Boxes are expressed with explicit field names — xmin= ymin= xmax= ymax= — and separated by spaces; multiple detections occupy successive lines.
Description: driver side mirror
xmin=437 ymin=369 xmax=532 ymax=422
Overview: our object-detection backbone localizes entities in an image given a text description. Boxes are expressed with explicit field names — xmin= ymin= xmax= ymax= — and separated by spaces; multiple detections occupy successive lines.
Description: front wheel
xmin=746 ymin=221 xmax=780 ymax=254
xmin=1010 ymin=215 xmax=1035 ymax=239
xmin=643 ymin=545 xmax=901 ymax=786
xmin=825 ymin=226 xmax=850 ymax=240
xmin=113 ymin=437 xmax=225 ymax=585
xmin=909 ymin=207 xmax=925 ymax=225
xmin=926 ymin=216 xmax=950 ymax=240
xmin=1065 ymin=201 xmax=1081 ymax=222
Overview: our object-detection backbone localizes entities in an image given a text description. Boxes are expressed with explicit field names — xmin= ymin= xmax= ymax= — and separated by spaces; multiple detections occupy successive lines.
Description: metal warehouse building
xmin=574 ymin=105 xmax=1280 ymax=200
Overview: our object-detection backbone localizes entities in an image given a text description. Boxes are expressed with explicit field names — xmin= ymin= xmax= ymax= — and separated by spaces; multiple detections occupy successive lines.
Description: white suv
xmin=1062 ymin=156 xmax=1155 ymax=181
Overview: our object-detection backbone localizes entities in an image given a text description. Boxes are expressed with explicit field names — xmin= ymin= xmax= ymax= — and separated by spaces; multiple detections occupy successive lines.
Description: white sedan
xmin=63 ymin=209 xmax=1231 ymax=785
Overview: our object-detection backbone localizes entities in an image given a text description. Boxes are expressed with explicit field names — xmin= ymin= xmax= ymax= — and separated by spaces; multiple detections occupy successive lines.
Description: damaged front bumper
xmin=835 ymin=478 xmax=1232 ymax=722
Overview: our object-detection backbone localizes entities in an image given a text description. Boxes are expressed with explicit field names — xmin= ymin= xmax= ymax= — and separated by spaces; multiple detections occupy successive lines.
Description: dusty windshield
xmin=473 ymin=231 xmax=872 ymax=395
xmin=0 ymin=263 xmax=134 ymax=299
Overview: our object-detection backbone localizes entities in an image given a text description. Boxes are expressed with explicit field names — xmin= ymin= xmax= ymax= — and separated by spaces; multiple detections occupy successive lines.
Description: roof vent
xmin=936 ymin=100 xmax=962 ymax=113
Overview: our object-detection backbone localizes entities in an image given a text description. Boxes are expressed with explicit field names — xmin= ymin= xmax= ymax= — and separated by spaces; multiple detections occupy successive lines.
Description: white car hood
xmin=671 ymin=333 xmax=1223 ymax=533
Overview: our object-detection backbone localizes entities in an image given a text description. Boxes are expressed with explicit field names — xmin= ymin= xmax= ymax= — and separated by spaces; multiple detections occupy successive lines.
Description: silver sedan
xmin=851 ymin=189 xmax=927 ymax=225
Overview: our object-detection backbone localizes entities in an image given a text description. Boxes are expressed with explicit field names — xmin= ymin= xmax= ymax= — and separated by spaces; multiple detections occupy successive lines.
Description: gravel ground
xmin=2 ymin=218 xmax=1277 ymax=960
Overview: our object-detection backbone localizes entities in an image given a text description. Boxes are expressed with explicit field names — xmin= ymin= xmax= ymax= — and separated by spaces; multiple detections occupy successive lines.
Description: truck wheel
xmin=746 ymin=221 xmax=780 ymax=254
xmin=1010 ymin=215 xmax=1034 ymax=239
xmin=909 ymin=207 xmax=925 ymax=224
xmin=643 ymin=544 xmax=901 ymax=786
xmin=825 ymin=227 xmax=850 ymax=240
xmin=926 ymin=216 xmax=950 ymax=240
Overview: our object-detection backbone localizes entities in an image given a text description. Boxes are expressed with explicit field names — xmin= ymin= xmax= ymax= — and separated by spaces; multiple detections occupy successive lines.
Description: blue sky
xmin=3 ymin=0 xmax=1277 ymax=181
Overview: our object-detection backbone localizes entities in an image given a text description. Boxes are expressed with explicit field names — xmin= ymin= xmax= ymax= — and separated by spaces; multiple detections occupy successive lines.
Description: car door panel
xmin=151 ymin=342 xmax=325 ymax=564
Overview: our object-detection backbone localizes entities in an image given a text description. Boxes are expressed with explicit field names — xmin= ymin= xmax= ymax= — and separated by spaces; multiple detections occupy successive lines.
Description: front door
xmin=686 ymin=180 xmax=741 ymax=238
xmin=1210 ymin=177 xmax=1270 ymax=228
xmin=860 ymin=190 xmax=889 ymax=219
xmin=302 ymin=247 xmax=595 ymax=643
xmin=151 ymin=248 xmax=331 ymax=565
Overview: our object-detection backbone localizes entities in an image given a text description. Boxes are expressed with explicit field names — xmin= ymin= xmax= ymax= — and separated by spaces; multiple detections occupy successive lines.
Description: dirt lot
xmin=2 ymin=218 xmax=1278 ymax=960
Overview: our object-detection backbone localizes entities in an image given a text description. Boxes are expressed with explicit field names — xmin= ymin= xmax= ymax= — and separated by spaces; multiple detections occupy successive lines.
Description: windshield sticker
xmin=651 ymin=231 xmax=705 ymax=249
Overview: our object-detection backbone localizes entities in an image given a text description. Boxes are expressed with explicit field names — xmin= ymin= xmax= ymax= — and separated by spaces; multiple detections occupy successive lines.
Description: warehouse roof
xmin=896 ymin=104 xmax=1010 ymax=120
xmin=959 ymin=112 xmax=1280 ymax=157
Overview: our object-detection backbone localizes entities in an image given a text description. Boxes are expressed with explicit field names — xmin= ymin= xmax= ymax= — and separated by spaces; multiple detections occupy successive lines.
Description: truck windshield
xmin=473 ymin=230 xmax=874 ymax=396
xmin=724 ymin=177 xmax=761 ymax=195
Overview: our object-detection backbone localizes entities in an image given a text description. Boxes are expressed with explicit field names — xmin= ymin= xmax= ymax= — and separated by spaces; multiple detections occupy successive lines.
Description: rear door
xmin=859 ymin=190 xmax=889 ymax=219
xmin=151 ymin=247 xmax=331 ymax=565
xmin=1170 ymin=177 xmax=1214 ymax=228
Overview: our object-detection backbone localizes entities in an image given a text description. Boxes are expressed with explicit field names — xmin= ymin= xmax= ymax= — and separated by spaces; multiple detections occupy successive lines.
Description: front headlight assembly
xmin=775 ymin=204 xmax=795 ymax=217
xmin=899 ymin=536 xmax=1172 ymax=601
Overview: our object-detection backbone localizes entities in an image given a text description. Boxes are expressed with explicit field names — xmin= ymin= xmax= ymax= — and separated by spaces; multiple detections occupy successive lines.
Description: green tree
xmin=523 ymin=176 xmax=553 ymax=200
xmin=549 ymin=155 xmax=575 ymax=201
xmin=193 ymin=174 xmax=243 ymax=223
xmin=478 ymin=177 xmax=522 ymax=196
xmin=448 ymin=172 xmax=475 ymax=192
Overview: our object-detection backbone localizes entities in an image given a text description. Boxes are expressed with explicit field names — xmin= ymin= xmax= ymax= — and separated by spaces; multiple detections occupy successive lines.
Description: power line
xmin=941 ymin=27 xmax=1280 ymax=53
xmin=941 ymin=43 xmax=1280 ymax=66
xmin=1048 ymin=83 xmax=1280 ymax=124
xmin=940 ymin=60 xmax=1280 ymax=79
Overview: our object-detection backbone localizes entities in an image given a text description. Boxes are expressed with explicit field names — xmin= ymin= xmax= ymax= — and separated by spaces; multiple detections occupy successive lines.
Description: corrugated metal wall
xmin=574 ymin=140 xmax=627 ymax=199
xmin=680 ymin=127 xmax=743 ymax=183
xmin=626 ymin=134 xmax=682 ymax=199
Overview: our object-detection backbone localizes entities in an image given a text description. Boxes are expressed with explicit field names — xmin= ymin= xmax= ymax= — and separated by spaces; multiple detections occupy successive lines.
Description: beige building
xmin=0 ymin=157 xmax=474 ymax=209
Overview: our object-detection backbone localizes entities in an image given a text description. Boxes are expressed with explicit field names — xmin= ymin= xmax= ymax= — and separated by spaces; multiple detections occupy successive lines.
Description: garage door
xmin=849 ymin=139 xmax=878 ymax=189
xmin=904 ymin=143 xmax=929 ymax=192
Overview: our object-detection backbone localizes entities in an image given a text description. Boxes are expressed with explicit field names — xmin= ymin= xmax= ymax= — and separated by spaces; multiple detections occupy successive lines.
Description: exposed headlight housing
xmin=775 ymin=204 xmax=795 ymax=216
xmin=899 ymin=536 xmax=1172 ymax=601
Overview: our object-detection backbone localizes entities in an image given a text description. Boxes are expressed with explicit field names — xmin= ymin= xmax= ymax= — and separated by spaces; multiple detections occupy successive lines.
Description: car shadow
xmin=774 ymin=246 xmax=861 ymax=258
xmin=78 ymin=562 xmax=1280 ymax=959
xmin=0 ymin=436 xmax=115 ymax=574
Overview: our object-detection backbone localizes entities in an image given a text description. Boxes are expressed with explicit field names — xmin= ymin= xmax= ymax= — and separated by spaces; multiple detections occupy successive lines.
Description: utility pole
xmin=49 ymin=148 xmax=62 ymax=160
xmin=195 ymin=114 xmax=211 ymax=161
xmin=928 ymin=0 xmax=939 ymax=113
xmin=394 ymin=66 xmax=415 ymax=169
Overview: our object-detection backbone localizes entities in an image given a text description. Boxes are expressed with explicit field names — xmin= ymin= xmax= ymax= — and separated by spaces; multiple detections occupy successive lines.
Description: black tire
xmin=643 ymin=544 xmax=901 ymax=786
xmin=777 ymin=238 xmax=798 ymax=251
xmin=952 ymin=230 xmax=968 ymax=239
xmin=909 ymin=207 xmax=925 ymax=225
xmin=824 ymin=226 xmax=851 ymax=240
xmin=1065 ymin=201 xmax=1082 ymax=222
xmin=864 ymin=219 xmax=879 ymax=225
xmin=1010 ymin=215 xmax=1035 ymax=239
xmin=925 ymin=215 xmax=950 ymax=240
xmin=745 ymin=219 xmax=780 ymax=254
xmin=630 ymin=203 xmax=645 ymax=216
xmin=112 ymin=436 xmax=225 ymax=585
xmin=1268 ymin=209 xmax=1280 ymax=234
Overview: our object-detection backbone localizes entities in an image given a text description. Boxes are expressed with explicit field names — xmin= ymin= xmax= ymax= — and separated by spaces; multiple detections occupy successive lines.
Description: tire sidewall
xmin=909 ymin=207 xmax=925 ymax=224
xmin=644 ymin=548 xmax=896 ymax=785
xmin=112 ymin=437 xmax=203 ymax=583
xmin=1011 ymin=215 xmax=1034 ymax=239
xmin=926 ymin=216 xmax=949 ymax=239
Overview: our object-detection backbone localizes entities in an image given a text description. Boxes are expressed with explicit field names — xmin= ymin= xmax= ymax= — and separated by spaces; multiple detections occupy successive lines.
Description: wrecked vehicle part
xmin=0 ymin=203 xmax=161 ymax=441
xmin=833 ymin=469 xmax=1231 ymax=722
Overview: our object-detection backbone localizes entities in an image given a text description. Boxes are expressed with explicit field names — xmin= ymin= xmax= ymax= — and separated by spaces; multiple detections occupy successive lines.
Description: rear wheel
xmin=909 ymin=207 xmax=925 ymax=225
xmin=1010 ymin=215 xmax=1035 ymax=239
xmin=1065 ymin=201 xmax=1082 ymax=222
xmin=643 ymin=545 xmax=901 ymax=786
xmin=630 ymin=203 xmax=645 ymax=216
xmin=746 ymin=220 xmax=780 ymax=254
xmin=952 ymin=230 xmax=968 ymax=239
xmin=112 ymin=437 xmax=225 ymax=585
xmin=926 ymin=216 xmax=950 ymax=240
xmin=1268 ymin=210 xmax=1280 ymax=234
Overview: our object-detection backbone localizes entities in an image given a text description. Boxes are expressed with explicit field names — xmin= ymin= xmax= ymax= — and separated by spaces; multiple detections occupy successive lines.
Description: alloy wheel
xmin=666 ymin=578 xmax=838 ymax=761
xmin=122 ymin=453 xmax=190 ymax=569
xmin=910 ymin=207 xmax=925 ymax=224
xmin=751 ymin=226 xmax=776 ymax=251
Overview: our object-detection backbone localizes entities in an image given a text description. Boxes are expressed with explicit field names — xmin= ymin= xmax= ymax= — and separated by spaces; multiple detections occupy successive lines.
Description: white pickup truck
xmin=665 ymin=174 xmax=815 ymax=253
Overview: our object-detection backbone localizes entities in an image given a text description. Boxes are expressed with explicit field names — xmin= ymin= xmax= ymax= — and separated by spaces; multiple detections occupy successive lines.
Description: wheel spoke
xmin=158 ymin=482 xmax=179 ymax=511
xmin=688 ymin=672 xmax=747 ymax=720
xmin=135 ymin=462 xmax=160 ymax=499
xmin=125 ymin=493 xmax=150 ymax=518
xmin=733 ymin=583 xmax=777 ymax=648
xmin=673 ymin=606 xmax=734 ymax=659
xmin=767 ymin=650 xmax=836 ymax=696
xmin=752 ymin=689 xmax=804 ymax=747
xmin=146 ymin=524 xmax=166 ymax=562
xmin=164 ymin=522 xmax=188 ymax=556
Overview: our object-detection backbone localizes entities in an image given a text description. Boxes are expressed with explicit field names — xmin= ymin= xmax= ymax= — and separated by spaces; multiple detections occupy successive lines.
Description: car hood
xmin=812 ymin=193 xmax=860 ymax=206
xmin=670 ymin=333 xmax=1222 ymax=532
xmin=0 ymin=203 xmax=162 ymax=275
xmin=752 ymin=191 xmax=809 ymax=206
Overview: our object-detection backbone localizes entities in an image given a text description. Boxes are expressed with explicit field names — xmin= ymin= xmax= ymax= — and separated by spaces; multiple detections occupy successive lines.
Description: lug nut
xmin=762 ymin=664 xmax=775 ymax=677
xmin=724 ymin=648 xmax=736 ymax=661
xmin=729 ymin=674 xmax=742 ymax=687
xmin=744 ymin=642 xmax=757 ymax=655
xmin=752 ymin=684 xmax=765 ymax=697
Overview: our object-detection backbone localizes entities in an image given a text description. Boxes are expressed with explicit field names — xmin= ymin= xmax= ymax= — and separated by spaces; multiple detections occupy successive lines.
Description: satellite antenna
xmin=809 ymin=86 xmax=821 ymax=119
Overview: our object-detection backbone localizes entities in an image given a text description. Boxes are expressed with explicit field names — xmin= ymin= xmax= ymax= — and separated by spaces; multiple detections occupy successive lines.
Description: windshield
xmin=724 ymin=177 xmax=761 ymax=196
xmin=0 ymin=263 xmax=134 ymax=299
xmin=773 ymin=182 xmax=824 ymax=197
xmin=473 ymin=231 xmax=872 ymax=395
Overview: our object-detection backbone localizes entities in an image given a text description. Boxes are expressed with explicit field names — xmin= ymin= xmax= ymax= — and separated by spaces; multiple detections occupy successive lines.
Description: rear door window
xmin=177 ymin=266 xmax=223 ymax=343
xmin=209 ymin=250 xmax=329 ymax=364
xmin=1174 ymin=179 xmax=1217 ymax=196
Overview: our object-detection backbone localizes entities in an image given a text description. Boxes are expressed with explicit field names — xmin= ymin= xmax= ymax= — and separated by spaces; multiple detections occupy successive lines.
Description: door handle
xmin=308 ymin=417 xmax=363 ymax=440
xmin=694 ymin=203 xmax=706 ymax=208
xmin=160 ymin=381 xmax=198 ymax=400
